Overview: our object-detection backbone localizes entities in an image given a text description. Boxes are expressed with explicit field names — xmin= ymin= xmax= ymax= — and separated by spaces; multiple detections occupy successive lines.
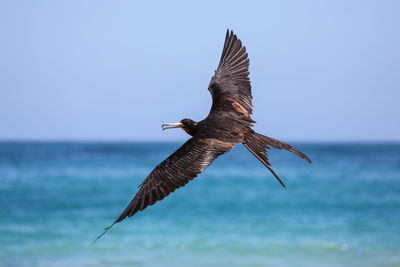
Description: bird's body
xmin=96 ymin=30 xmax=311 ymax=241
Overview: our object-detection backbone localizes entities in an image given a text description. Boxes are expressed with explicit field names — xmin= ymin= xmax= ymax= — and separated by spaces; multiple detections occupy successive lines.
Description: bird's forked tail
xmin=242 ymin=132 xmax=311 ymax=188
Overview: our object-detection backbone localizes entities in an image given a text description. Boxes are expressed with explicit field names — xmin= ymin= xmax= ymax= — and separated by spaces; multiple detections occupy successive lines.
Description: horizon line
xmin=0 ymin=138 xmax=399 ymax=144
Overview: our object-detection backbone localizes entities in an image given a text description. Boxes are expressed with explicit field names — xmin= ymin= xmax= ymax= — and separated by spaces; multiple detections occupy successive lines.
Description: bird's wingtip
xmin=93 ymin=223 xmax=115 ymax=243
xmin=226 ymin=28 xmax=234 ymax=36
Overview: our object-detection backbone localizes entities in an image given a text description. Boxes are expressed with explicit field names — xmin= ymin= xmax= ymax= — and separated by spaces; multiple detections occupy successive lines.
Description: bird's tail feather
xmin=242 ymin=132 xmax=311 ymax=187
xmin=251 ymin=132 xmax=311 ymax=164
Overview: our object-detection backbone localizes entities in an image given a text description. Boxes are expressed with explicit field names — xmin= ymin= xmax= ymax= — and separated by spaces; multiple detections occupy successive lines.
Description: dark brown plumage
xmin=96 ymin=30 xmax=311 ymax=241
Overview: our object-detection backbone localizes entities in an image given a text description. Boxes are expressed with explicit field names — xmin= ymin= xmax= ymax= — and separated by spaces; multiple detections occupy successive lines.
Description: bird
xmin=95 ymin=30 xmax=311 ymax=241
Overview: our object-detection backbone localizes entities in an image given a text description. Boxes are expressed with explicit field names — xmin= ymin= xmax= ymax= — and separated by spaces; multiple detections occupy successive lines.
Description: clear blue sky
xmin=0 ymin=1 xmax=399 ymax=141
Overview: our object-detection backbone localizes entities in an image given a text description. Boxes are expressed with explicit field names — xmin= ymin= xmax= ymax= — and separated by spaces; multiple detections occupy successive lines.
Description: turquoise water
xmin=0 ymin=142 xmax=399 ymax=266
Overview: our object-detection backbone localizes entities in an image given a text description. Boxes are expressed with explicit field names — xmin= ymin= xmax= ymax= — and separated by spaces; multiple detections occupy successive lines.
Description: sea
xmin=0 ymin=142 xmax=399 ymax=267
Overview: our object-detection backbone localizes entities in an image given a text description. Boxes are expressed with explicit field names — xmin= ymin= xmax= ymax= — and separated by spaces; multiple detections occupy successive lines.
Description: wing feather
xmin=122 ymin=137 xmax=234 ymax=219
xmin=95 ymin=135 xmax=235 ymax=241
xmin=208 ymin=30 xmax=253 ymax=124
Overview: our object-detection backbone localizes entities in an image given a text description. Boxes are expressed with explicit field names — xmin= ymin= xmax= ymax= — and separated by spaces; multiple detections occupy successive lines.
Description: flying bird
xmin=96 ymin=30 xmax=311 ymax=241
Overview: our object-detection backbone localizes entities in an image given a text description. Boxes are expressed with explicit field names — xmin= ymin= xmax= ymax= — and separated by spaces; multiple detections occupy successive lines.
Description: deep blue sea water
xmin=0 ymin=142 xmax=399 ymax=266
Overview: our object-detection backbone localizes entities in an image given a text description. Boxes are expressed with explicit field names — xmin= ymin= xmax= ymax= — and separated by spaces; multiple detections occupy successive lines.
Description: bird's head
xmin=162 ymin=118 xmax=198 ymax=136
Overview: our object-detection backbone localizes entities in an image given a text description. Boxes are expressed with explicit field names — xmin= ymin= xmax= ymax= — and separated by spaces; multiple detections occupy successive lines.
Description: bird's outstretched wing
xmin=207 ymin=30 xmax=311 ymax=189
xmin=208 ymin=30 xmax=254 ymax=124
xmin=96 ymin=135 xmax=235 ymax=241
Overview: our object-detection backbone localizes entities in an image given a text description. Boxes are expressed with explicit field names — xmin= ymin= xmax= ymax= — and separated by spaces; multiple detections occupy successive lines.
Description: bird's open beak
xmin=162 ymin=122 xmax=183 ymax=131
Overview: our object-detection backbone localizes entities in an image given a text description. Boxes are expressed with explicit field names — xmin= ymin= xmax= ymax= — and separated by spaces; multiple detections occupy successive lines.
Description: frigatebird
xmin=96 ymin=30 xmax=311 ymax=241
